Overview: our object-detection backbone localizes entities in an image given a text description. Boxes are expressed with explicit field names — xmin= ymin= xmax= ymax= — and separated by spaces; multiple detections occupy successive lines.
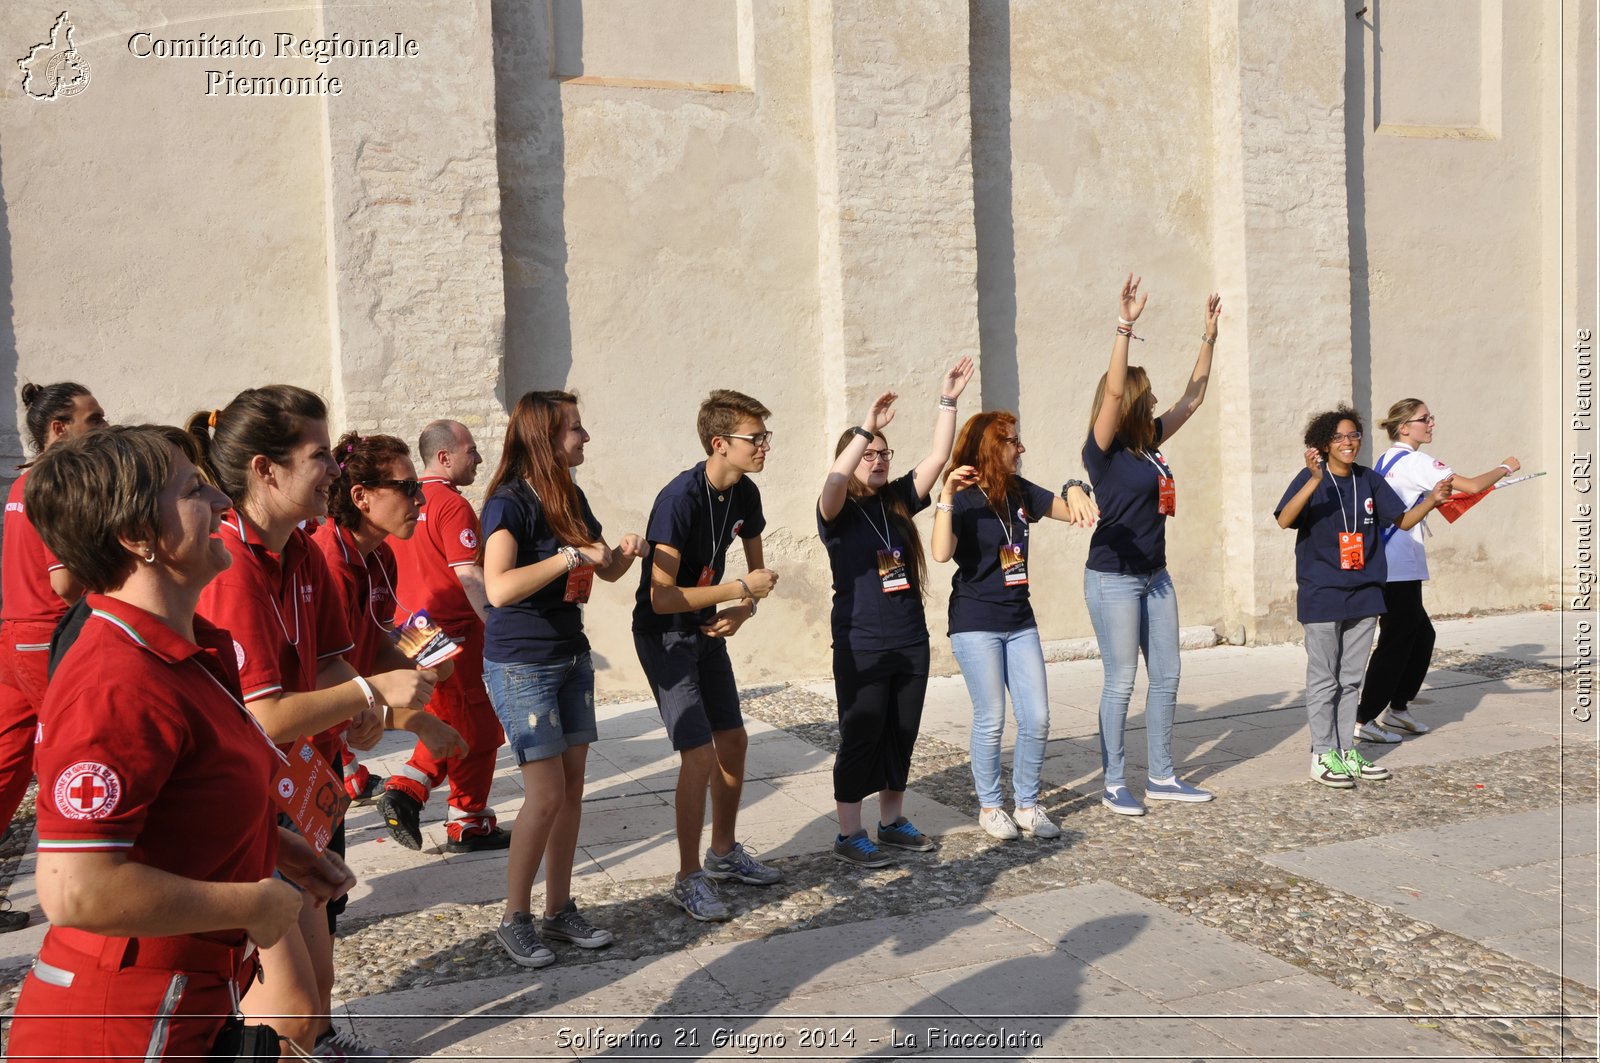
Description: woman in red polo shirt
xmin=0 ymin=381 xmax=106 ymax=933
xmin=190 ymin=387 xmax=436 ymax=1058
xmin=8 ymin=425 xmax=351 ymax=1061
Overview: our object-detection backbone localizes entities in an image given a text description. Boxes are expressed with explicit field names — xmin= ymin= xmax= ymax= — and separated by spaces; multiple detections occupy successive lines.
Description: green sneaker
xmin=1310 ymin=750 xmax=1356 ymax=788
xmin=1340 ymin=747 xmax=1392 ymax=781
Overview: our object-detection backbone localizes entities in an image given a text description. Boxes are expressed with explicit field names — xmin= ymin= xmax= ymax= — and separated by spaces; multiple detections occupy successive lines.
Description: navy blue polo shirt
xmin=947 ymin=477 xmax=1057 ymax=636
xmin=481 ymin=481 xmax=603 ymax=663
xmin=633 ymin=462 xmax=767 ymax=635
xmin=1083 ymin=419 xmax=1170 ymax=575
xmin=818 ymin=472 xmax=931 ymax=653
xmin=1274 ymin=465 xmax=1407 ymax=624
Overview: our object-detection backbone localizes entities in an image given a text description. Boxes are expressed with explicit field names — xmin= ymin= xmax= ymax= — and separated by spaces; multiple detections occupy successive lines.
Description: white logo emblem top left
xmin=18 ymin=11 xmax=91 ymax=101
xmin=54 ymin=761 xmax=121 ymax=820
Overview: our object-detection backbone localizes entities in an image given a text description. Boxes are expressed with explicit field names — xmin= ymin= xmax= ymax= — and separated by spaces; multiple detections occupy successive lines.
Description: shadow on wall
xmin=491 ymin=0 xmax=574 ymax=400
xmin=1347 ymin=7 xmax=1375 ymax=440
xmin=0 ymin=139 xmax=18 ymax=470
xmin=969 ymin=0 xmax=1020 ymax=415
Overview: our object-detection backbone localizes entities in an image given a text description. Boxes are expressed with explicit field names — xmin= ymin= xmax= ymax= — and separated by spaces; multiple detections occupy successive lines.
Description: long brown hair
xmin=833 ymin=428 xmax=926 ymax=597
xmin=946 ymin=411 xmax=1021 ymax=517
xmin=484 ymin=390 xmax=591 ymax=547
xmin=185 ymin=385 xmax=328 ymax=506
xmin=1086 ymin=365 xmax=1157 ymax=455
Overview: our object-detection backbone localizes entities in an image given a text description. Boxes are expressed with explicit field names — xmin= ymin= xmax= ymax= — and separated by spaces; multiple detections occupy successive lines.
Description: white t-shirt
xmin=1375 ymin=443 xmax=1453 ymax=582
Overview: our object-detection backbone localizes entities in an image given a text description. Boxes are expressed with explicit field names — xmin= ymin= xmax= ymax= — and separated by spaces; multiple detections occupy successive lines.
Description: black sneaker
xmin=540 ymin=899 xmax=614 ymax=949
xmin=444 ymin=826 xmax=511 ymax=853
xmin=832 ymin=829 xmax=893 ymax=868
xmin=876 ymin=817 xmax=936 ymax=852
xmin=0 ymin=900 xmax=28 ymax=934
xmin=376 ymin=789 xmax=424 ymax=850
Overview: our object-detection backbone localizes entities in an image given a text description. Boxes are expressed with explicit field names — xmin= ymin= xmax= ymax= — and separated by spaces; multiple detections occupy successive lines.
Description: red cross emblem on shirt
xmin=53 ymin=762 xmax=122 ymax=821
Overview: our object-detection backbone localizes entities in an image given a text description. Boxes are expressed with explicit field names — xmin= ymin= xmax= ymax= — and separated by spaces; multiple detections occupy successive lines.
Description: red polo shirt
xmin=390 ymin=478 xmax=481 ymax=633
xmin=2 ymin=472 xmax=69 ymax=625
xmin=198 ymin=515 xmax=354 ymax=767
xmin=34 ymin=595 xmax=280 ymax=909
xmin=312 ymin=521 xmax=398 ymax=676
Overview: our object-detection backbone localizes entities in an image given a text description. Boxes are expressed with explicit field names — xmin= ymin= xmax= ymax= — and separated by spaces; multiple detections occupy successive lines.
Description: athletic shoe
xmin=444 ymin=826 xmax=512 ymax=854
xmin=376 ymin=788 xmax=424 ymax=850
xmin=671 ymin=871 xmax=731 ymax=922
xmin=313 ymin=1025 xmax=388 ymax=1058
xmin=496 ymin=912 xmax=556 ymax=967
xmin=1382 ymin=708 xmax=1431 ymax=734
xmin=1340 ymin=747 xmax=1392 ymax=781
xmin=978 ymin=807 xmax=1020 ymax=839
xmin=1012 ymin=805 xmax=1062 ymax=838
xmin=1101 ymin=785 xmax=1147 ymax=816
xmin=540 ymin=899 xmax=614 ymax=949
xmin=1354 ymin=721 xmax=1402 ymax=744
xmin=1310 ymin=751 xmax=1356 ymax=788
xmin=877 ymin=817 xmax=936 ymax=852
xmin=0 ymin=900 xmax=29 ymax=934
xmin=343 ymin=764 xmax=385 ymax=804
xmin=1145 ymin=777 xmax=1215 ymax=803
xmin=833 ymin=829 xmax=894 ymax=867
xmin=703 ymin=842 xmax=782 ymax=885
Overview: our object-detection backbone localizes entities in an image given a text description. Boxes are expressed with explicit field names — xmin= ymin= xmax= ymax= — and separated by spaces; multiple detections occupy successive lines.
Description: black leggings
xmin=832 ymin=643 xmax=930 ymax=804
xmin=1357 ymin=580 xmax=1434 ymax=724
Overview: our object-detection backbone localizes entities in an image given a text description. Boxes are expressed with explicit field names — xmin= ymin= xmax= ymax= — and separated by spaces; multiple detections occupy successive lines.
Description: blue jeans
xmin=949 ymin=627 xmax=1049 ymax=810
xmin=1084 ymin=568 xmax=1180 ymax=788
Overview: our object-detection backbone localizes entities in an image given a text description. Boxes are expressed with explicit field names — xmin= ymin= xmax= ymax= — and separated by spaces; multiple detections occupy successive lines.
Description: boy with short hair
xmin=633 ymin=390 xmax=781 ymax=922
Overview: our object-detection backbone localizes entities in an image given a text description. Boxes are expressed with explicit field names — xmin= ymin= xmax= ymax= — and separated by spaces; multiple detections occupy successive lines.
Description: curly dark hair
xmin=329 ymin=432 xmax=412 ymax=529
xmin=1303 ymin=404 xmax=1363 ymax=456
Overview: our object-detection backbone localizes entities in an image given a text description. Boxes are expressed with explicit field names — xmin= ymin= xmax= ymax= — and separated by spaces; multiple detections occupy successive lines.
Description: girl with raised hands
xmin=1082 ymin=274 xmax=1220 ymax=817
xmin=817 ymin=358 xmax=972 ymax=868
xmin=931 ymin=410 xmax=1096 ymax=842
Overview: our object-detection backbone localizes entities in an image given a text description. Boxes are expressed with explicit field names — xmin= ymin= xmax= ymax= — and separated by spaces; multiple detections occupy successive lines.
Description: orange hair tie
xmin=207 ymin=409 xmax=220 ymax=428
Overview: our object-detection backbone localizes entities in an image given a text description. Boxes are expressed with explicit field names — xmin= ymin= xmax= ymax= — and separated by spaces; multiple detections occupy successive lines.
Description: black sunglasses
xmin=361 ymin=478 xmax=425 ymax=499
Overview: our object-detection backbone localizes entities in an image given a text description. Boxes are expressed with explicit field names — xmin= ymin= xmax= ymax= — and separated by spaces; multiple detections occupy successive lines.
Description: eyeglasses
xmin=1330 ymin=432 xmax=1363 ymax=444
xmin=724 ymin=431 xmax=775 ymax=449
xmin=1403 ymin=415 xmax=1436 ymax=426
xmin=362 ymin=478 xmax=425 ymax=499
xmin=861 ymin=448 xmax=894 ymax=463
xmin=1001 ymin=436 xmax=1024 ymax=448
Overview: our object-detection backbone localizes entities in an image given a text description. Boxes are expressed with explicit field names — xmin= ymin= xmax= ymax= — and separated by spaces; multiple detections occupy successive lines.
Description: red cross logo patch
xmin=459 ymin=528 xmax=478 ymax=550
xmin=54 ymin=762 xmax=121 ymax=820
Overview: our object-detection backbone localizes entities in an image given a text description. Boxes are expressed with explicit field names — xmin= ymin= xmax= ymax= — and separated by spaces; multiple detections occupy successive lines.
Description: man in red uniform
xmin=381 ymin=420 xmax=509 ymax=852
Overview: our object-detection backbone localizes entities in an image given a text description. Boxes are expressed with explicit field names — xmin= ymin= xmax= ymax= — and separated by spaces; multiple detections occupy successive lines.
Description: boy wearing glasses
xmin=633 ymin=390 xmax=781 ymax=922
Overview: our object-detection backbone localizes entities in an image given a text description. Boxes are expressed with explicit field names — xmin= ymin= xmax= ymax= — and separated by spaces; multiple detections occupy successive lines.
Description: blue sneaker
xmin=1102 ymin=785 xmax=1147 ymax=817
xmin=877 ymin=817 xmax=936 ymax=852
xmin=833 ymin=829 xmax=893 ymax=868
xmin=670 ymin=871 xmax=731 ymax=922
xmin=1145 ymin=777 xmax=1215 ymax=803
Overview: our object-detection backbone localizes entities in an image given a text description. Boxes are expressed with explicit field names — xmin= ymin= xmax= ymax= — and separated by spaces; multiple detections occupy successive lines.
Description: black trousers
xmin=1357 ymin=580 xmax=1434 ymax=724
xmin=832 ymin=643 xmax=930 ymax=804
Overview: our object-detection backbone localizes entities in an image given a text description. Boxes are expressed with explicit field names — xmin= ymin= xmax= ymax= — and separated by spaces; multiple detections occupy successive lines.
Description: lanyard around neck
xmin=976 ymin=486 xmax=1014 ymax=546
xmin=851 ymin=495 xmax=895 ymax=552
xmin=704 ymin=477 xmax=733 ymax=561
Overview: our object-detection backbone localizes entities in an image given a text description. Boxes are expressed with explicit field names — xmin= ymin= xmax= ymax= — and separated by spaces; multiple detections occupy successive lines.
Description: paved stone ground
xmin=0 ymin=611 xmax=1595 ymax=1060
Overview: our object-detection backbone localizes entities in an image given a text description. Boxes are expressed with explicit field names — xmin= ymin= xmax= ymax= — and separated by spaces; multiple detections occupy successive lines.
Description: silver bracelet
xmin=1200 ymin=334 xmax=1216 ymax=345
xmin=735 ymin=577 xmax=756 ymax=615
xmin=559 ymin=546 xmax=580 ymax=571
xmin=935 ymin=501 xmax=955 ymax=513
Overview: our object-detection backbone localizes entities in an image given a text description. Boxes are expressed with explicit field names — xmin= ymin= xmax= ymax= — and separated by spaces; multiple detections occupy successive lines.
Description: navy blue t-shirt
xmin=1083 ymin=419 xmax=1170 ymax=575
xmin=1274 ymin=465 xmax=1406 ymax=624
xmin=818 ymin=472 xmax=931 ymax=653
xmin=481 ymin=481 xmax=603 ymax=663
xmin=947 ymin=477 xmax=1057 ymax=636
xmin=632 ymin=463 xmax=767 ymax=635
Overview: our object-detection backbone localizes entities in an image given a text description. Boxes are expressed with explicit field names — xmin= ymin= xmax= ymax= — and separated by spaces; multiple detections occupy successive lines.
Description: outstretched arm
xmin=1396 ymin=476 xmax=1453 ymax=531
xmin=1449 ymin=456 xmax=1521 ymax=496
xmin=1156 ymin=293 xmax=1221 ymax=441
xmin=1093 ymin=274 xmax=1148 ymax=453
xmin=912 ymin=357 xmax=975 ymax=499
xmin=820 ymin=392 xmax=896 ymax=523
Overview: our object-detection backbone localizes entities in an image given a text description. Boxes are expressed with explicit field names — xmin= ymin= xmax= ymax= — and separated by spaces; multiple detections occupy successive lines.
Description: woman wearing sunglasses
xmin=1354 ymin=402 xmax=1520 ymax=743
xmin=817 ymin=358 xmax=972 ymax=868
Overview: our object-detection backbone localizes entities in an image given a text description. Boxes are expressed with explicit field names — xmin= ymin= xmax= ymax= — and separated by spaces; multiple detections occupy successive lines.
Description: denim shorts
xmin=484 ymin=653 xmax=598 ymax=765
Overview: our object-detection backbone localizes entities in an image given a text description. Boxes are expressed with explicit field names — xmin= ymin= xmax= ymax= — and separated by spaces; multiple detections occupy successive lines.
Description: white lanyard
xmin=703 ymin=479 xmax=733 ymax=560
xmin=192 ymin=659 xmax=291 ymax=764
xmin=224 ymin=516 xmax=302 ymax=647
xmin=976 ymin=487 xmax=1014 ymax=546
xmin=851 ymin=495 xmax=895 ymax=552
xmin=1143 ymin=451 xmax=1172 ymax=479
xmin=1325 ymin=469 xmax=1361 ymax=534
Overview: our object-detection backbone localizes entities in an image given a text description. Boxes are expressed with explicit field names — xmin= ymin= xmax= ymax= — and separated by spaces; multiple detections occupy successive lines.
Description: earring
xmin=142 ymin=550 xmax=156 ymax=564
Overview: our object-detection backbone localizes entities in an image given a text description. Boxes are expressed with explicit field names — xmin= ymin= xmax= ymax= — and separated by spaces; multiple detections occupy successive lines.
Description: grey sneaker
xmin=832 ymin=829 xmax=893 ymax=868
xmin=671 ymin=871 xmax=731 ymax=922
xmin=540 ymin=899 xmax=614 ymax=949
xmin=703 ymin=842 xmax=782 ymax=885
xmin=313 ymin=1025 xmax=388 ymax=1058
xmin=496 ymin=912 xmax=556 ymax=968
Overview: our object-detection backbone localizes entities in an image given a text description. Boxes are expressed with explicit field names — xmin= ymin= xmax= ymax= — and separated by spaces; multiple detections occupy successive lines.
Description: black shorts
xmin=633 ymin=630 xmax=743 ymax=751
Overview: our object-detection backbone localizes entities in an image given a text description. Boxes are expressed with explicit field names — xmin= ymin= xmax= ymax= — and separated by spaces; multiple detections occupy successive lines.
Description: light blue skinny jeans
xmin=949 ymin=627 xmax=1049 ymax=810
xmin=1083 ymin=567 xmax=1180 ymax=788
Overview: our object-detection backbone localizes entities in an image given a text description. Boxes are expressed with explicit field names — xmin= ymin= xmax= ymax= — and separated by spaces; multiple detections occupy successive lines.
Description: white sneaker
xmin=1012 ymin=805 xmax=1061 ymax=839
xmin=978 ymin=807 xmax=1019 ymax=840
xmin=1354 ymin=721 xmax=1402 ymax=744
xmin=1382 ymin=708 xmax=1431 ymax=734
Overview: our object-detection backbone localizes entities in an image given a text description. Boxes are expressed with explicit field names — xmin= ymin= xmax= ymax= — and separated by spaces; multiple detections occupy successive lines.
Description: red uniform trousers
xmin=7 ymin=927 xmax=257 ymax=1061
xmin=0 ymin=620 xmax=55 ymax=832
xmin=386 ymin=623 xmax=504 ymax=840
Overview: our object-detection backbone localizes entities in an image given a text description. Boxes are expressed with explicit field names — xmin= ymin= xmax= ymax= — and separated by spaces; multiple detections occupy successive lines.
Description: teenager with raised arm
xmin=817 ymin=358 xmax=972 ymax=868
xmin=930 ymin=413 xmax=1096 ymax=842
xmin=632 ymin=390 xmax=780 ymax=923
xmin=1274 ymin=405 xmax=1452 ymax=790
xmin=1354 ymin=399 xmax=1521 ymax=743
xmin=1082 ymin=274 xmax=1221 ymax=816
xmin=480 ymin=391 xmax=645 ymax=966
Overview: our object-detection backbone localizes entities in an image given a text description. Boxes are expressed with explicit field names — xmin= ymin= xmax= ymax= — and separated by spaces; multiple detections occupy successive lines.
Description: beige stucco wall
xmin=1 ymin=0 xmax=1580 ymax=689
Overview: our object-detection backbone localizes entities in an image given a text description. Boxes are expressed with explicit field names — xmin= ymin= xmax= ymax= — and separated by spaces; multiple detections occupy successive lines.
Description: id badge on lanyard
xmin=999 ymin=543 xmax=1028 ymax=586
xmin=877 ymin=548 xmax=910 ymax=593
xmin=1339 ymin=531 xmax=1365 ymax=570
xmin=1148 ymin=452 xmax=1176 ymax=517
xmin=697 ymin=565 xmax=716 ymax=588
xmin=564 ymin=565 xmax=595 ymax=603
xmin=271 ymin=737 xmax=349 ymax=854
